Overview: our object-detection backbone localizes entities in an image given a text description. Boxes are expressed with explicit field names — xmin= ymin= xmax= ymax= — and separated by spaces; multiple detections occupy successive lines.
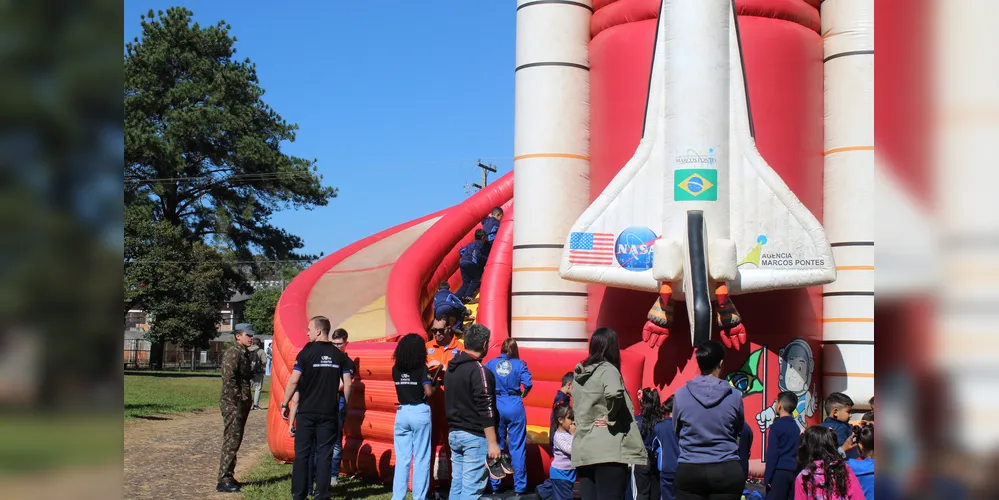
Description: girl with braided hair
xmin=794 ymin=425 xmax=865 ymax=499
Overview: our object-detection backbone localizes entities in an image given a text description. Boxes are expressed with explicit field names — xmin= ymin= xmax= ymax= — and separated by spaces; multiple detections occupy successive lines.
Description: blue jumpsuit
xmin=485 ymin=354 xmax=533 ymax=493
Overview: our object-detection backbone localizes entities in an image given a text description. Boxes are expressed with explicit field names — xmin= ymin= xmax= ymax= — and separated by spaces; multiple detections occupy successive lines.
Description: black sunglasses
xmin=429 ymin=328 xmax=448 ymax=334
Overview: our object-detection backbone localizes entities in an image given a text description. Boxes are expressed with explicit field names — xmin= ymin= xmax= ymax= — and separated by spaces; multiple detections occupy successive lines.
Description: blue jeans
xmin=393 ymin=404 xmax=432 ymax=500
xmin=448 ymin=430 xmax=488 ymax=500
xmin=331 ymin=397 xmax=346 ymax=477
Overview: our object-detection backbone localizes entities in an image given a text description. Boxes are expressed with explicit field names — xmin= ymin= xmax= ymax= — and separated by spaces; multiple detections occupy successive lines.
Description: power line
xmin=125 ymin=258 xmax=316 ymax=264
xmin=467 ymin=158 xmax=497 ymax=193
xmin=125 ymin=172 xmax=314 ymax=185
xmin=126 ymin=157 xmax=514 ymax=185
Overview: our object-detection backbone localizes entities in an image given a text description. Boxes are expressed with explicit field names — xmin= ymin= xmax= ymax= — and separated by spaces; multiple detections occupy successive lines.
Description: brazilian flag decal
xmin=675 ymin=169 xmax=718 ymax=201
xmin=726 ymin=347 xmax=764 ymax=397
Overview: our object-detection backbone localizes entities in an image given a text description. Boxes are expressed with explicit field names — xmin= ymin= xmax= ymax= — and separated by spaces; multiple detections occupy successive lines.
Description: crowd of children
xmin=767 ymin=392 xmax=875 ymax=500
xmin=284 ymin=205 xmax=879 ymax=500
xmin=529 ymin=381 xmax=875 ymax=500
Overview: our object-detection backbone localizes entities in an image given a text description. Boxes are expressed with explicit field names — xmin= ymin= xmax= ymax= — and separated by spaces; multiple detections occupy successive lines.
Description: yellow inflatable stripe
xmin=335 ymin=295 xmax=389 ymax=341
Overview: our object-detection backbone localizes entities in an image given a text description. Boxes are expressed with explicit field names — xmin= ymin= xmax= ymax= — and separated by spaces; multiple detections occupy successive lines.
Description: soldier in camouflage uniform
xmin=216 ymin=323 xmax=256 ymax=493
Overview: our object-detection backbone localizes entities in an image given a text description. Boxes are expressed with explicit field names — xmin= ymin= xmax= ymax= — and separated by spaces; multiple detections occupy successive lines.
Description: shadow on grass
xmin=125 ymin=404 xmax=211 ymax=420
xmin=124 ymin=403 xmax=180 ymax=420
xmin=241 ymin=458 xmax=397 ymax=500
xmin=337 ymin=479 xmax=393 ymax=496
xmin=132 ymin=415 xmax=172 ymax=421
xmin=243 ymin=472 xmax=292 ymax=488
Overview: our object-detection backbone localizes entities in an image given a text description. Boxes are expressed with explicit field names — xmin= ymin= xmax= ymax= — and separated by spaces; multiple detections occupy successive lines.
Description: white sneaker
xmin=330 ymin=476 xmax=338 ymax=487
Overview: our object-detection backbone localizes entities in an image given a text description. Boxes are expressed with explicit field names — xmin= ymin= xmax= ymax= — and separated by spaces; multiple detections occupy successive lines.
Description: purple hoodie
xmin=673 ymin=375 xmax=745 ymax=464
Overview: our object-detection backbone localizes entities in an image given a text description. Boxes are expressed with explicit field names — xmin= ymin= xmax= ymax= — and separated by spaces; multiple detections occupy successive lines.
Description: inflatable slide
xmin=267 ymin=0 xmax=874 ymax=488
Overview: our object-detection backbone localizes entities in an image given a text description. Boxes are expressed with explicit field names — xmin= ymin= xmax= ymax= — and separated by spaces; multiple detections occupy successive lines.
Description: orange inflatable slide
xmin=268 ymin=0 xmax=840 ymax=489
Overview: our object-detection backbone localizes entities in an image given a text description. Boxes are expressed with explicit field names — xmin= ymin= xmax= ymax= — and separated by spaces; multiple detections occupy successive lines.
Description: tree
xmin=124 ymin=205 xmax=241 ymax=348
xmin=244 ymin=287 xmax=282 ymax=337
xmin=124 ymin=8 xmax=335 ymax=349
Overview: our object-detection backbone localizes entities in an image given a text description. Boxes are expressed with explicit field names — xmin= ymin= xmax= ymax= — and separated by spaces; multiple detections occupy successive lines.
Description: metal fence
xmin=123 ymin=339 xmax=228 ymax=370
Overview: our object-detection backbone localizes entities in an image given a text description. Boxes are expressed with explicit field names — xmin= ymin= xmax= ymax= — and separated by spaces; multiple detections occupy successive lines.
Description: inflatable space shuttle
xmin=559 ymin=0 xmax=836 ymax=343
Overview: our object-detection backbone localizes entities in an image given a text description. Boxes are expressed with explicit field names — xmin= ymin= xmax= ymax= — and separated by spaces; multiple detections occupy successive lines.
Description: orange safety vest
xmin=426 ymin=335 xmax=465 ymax=371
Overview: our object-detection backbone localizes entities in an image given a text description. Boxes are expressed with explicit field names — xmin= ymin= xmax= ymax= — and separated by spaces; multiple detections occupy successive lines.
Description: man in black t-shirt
xmin=280 ymin=316 xmax=352 ymax=500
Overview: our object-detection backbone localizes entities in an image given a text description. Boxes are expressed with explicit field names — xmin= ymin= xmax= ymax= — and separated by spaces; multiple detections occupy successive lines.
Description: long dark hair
xmin=549 ymin=403 xmax=574 ymax=446
xmin=796 ymin=425 xmax=849 ymax=498
xmin=582 ymin=327 xmax=621 ymax=371
xmin=393 ymin=333 xmax=428 ymax=371
xmin=639 ymin=388 xmax=663 ymax=439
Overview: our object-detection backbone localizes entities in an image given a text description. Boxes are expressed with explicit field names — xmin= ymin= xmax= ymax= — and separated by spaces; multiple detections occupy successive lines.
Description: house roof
xmin=229 ymin=291 xmax=253 ymax=303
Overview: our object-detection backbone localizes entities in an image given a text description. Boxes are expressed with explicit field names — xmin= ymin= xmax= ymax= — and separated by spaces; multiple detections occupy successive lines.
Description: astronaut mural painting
xmin=725 ymin=338 xmax=818 ymax=461
xmin=756 ymin=339 xmax=817 ymax=432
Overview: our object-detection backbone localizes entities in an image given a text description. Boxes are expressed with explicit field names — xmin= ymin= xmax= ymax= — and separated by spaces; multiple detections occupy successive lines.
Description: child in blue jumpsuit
xmin=480 ymin=206 xmax=503 ymax=259
xmin=433 ymin=281 xmax=471 ymax=331
xmin=456 ymin=229 xmax=488 ymax=301
xmin=485 ymin=338 xmax=533 ymax=494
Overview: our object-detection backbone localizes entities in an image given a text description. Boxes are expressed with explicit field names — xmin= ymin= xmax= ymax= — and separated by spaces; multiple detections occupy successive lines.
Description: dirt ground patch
xmin=124 ymin=407 xmax=271 ymax=499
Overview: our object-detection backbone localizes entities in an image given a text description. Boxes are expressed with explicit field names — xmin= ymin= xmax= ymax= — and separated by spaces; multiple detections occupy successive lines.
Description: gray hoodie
xmin=673 ymin=374 xmax=744 ymax=464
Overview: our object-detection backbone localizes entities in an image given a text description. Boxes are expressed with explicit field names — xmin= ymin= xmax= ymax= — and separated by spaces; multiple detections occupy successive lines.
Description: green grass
xmin=241 ymin=459 xmax=403 ymax=500
xmin=124 ymin=371 xmax=272 ymax=419
xmin=0 ymin=414 xmax=121 ymax=475
xmin=124 ymin=371 xmax=224 ymax=419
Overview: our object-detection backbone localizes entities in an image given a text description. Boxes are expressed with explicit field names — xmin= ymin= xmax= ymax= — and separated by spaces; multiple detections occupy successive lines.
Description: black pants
xmin=578 ymin=463 xmax=629 ymax=500
xmin=674 ymin=461 xmax=744 ymax=500
xmin=292 ymin=413 xmax=338 ymax=500
xmin=635 ymin=464 xmax=662 ymax=500
xmin=765 ymin=470 xmax=796 ymax=500
xmin=456 ymin=261 xmax=482 ymax=299
xmin=661 ymin=475 xmax=676 ymax=500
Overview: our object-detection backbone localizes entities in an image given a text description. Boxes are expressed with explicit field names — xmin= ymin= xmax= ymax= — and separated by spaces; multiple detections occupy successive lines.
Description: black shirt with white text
xmin=393 ymin=365 xmax=432 ymax=405
xmin=294 ymin=342 xmax=349 ymax=416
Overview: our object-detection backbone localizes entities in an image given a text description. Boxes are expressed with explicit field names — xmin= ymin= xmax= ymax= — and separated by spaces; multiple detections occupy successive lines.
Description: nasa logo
xmin=615 ymin=227 xmax=658 ymax=272
xmin=452 ymin=348 xmax=459 ymax=356
xmin=496 ymin=360 xmax=513 ymax=376
xmin=427 ymin=348 xmax=436 ymax=354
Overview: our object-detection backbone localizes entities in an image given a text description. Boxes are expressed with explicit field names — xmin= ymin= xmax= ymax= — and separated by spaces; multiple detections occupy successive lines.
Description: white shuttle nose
xmin=559 ymin=0 xmax=835 ymax=300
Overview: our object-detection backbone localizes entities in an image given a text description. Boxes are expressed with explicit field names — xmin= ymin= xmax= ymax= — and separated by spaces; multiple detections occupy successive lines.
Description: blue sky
xmin=124 ymin=1 xmax=515 ymax=257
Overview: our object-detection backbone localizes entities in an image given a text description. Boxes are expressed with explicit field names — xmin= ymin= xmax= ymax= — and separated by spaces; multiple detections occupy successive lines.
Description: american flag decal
xmin=568 ymin=232 xmax=616 ymax=266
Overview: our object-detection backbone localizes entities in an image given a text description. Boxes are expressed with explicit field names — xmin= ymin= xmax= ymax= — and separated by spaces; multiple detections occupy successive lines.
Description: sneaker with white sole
xmin=499 ymin=453 xmax=514 ymax=475
xmin=486 ymin=457 xmax=507 ymax=480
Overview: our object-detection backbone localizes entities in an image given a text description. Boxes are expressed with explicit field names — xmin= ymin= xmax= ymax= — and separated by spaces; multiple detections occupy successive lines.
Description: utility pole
xmin=471 ymin=159 xmax=497 ymax=192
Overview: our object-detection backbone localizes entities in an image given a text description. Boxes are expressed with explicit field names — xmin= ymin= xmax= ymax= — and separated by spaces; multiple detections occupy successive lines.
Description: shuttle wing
xmin=559 ymin=0 xmax=835 ymax=295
